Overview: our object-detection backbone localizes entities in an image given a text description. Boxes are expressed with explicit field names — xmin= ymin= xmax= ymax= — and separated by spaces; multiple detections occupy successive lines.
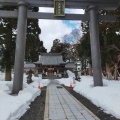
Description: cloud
xmin=62 ymin=20 xmax=81 ymax=29
xmin=65 ymin=9 xmax=84 ymax=14
xmin=39 ymin=19 xmax=72 ymax=52
xmin=39 ymin=7 xmax=54 ymax=13
xmin=38 ymin=7 xmax=84 ymax=52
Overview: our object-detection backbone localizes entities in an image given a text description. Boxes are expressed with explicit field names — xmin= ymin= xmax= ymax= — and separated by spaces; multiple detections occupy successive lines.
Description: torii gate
xmin=0 ymin=0 xmax=119 ymax=94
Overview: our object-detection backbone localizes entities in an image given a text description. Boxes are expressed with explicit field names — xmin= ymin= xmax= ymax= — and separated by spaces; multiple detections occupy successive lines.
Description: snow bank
xmin=0 ymin=73 xmax=50 ymax=120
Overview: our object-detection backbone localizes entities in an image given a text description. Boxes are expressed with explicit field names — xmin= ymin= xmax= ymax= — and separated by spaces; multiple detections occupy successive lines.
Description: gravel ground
xmin=19 ymin=87 xmax=46 ymax=120
xmin=64 ymin=86 xmax=120 ymax=120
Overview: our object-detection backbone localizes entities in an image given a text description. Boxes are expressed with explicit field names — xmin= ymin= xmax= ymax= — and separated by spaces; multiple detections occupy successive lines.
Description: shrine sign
xmin=54 ymin=0 xmax=65 ymax=16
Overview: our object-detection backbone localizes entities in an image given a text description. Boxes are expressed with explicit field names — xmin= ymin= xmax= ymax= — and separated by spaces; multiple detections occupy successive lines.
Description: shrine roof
xmin=65 ymin=62 xmax=75 ymax=69
xmin=24 ymin=63 xmax=35 ymax=68
xmin=34 ymin=53 xmax=66 ymax=65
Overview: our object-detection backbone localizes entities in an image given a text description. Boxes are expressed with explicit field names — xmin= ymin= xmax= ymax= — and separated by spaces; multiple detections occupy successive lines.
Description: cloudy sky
xmin=38 ymin=7 xmax=84 ymax=52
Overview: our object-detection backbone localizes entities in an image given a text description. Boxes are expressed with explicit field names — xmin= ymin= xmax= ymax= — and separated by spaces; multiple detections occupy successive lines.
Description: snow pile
xmin=57 ymin=77 xmax=80 ymax=88
xmin=66 ymin=70 xmax=75 ymax=78
xmin=0 ymin=72 xmax=5 ymax=81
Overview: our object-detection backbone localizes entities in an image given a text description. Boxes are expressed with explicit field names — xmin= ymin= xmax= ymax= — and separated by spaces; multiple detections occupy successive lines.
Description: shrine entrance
xmin=0 ymin=0 xmax=119 ymax=93
xmin=48 ymin=68 xmax=54 ymax=76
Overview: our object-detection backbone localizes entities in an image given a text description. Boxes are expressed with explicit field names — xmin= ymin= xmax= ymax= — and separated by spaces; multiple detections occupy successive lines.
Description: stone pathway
xmin=44 ymin=80 xmax=100 ymax=120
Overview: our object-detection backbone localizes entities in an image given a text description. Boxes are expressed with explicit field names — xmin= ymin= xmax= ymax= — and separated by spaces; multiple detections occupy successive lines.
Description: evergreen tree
xmin=78 ymin=7 xmax=120 ymax=79
xmin=0 ymin=6 xmax=17 ymax=81
xmin=50 ymin=39 xmax=70 ymax=61
xmin=0 ymin=6 xmax=46 ymax=80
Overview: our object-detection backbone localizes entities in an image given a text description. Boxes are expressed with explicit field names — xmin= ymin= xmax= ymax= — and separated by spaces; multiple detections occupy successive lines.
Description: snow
xmin=0 ymin=73 xmax=50 ymax=120
xmin=57 ymin=72 xmax=120 ymax=119
xmin=0 ymin=70 xmax=120 ymax=119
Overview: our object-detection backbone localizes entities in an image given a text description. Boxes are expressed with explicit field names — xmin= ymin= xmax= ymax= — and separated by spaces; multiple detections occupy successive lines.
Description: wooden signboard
xmin=48 ymin=68 xmax=54 ymax=70
xmin=54 ymin=0 xmax=65 ymax=16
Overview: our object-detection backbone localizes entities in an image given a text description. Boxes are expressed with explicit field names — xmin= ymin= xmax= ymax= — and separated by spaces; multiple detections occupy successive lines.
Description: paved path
xmin=44 ymin=80 xmax=100 ymax=120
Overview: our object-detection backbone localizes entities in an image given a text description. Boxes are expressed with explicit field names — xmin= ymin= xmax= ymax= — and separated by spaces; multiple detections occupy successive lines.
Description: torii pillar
xmin=88 ymin=5 xmax=103 ymax=86
xmin=12 ymin=1 xmax=29 ymax=94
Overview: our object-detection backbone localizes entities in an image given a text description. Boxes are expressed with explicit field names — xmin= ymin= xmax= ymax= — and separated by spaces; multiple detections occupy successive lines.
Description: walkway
xmin=44 ymin=80 xmax=100 ymax=120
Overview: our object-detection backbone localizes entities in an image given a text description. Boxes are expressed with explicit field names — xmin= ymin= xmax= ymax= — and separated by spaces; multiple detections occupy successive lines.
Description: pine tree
xmin=50 ymin=39 xmax=70 ymax=61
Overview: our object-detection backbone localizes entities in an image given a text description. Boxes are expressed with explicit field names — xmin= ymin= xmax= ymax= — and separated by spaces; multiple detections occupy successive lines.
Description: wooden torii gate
xmin=0 ymin=0 xmax=119 ymax=94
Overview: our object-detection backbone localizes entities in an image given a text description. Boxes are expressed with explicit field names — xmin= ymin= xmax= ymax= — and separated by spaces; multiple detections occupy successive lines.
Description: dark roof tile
xmin=34 ymin=53 xmax=66 ymax=65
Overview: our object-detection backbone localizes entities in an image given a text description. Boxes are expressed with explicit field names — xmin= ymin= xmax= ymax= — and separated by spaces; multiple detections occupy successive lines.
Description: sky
xmin=38 ymin=7 xmax=84 ymax=52
xmin=0 ymin=71 xmax=120 ymax=119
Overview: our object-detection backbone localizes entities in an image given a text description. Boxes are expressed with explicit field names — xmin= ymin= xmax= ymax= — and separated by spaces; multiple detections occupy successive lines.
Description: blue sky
xmin=62 ymin=20 xmax=79 ymax=29
xmin=63 ymin=8 xmax=84 ymax=29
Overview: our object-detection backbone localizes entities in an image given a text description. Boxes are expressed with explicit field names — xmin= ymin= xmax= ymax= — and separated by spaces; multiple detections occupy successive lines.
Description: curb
xmin=44 ymin=86 xmax=49 ymax=120
xmin=63 ymin=87 xmax=100 ymax=120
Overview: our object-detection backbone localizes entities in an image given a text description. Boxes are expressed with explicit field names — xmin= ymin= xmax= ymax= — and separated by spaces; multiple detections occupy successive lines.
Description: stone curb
xmin=63 ymin=87 xmax=100 ymax=120
xmin=44 ymin=86 xmax=49 ymax=120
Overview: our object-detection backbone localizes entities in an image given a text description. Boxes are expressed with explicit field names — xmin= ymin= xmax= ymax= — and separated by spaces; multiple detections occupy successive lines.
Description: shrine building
xmin=34 ymin=53 xmax=67 ymax=78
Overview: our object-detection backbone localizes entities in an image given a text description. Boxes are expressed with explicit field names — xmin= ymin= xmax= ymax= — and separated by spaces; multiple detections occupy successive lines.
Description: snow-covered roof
xmin=24 ymin=63 xmax=35 ymax=68
xmin=34 ymin=53 xmax=66 ymax=65
xmin=65 ymin=62 xmax=75 ymax=68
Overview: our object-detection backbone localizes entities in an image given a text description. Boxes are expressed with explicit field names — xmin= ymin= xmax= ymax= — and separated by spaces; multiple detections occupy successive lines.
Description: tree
xmin=75 ymin=32 xmax=92 ymax=75
xmin=25 ymin=20 xmax=46 ymax=62
xmin=0 ymin=6 xmax=46 ymax=81
xmin=62 ymin=28 xmax=82 ymax=62
xmin=98 ymin=7 xmax=120 ymax=80
xmin=79 ymin=7 xmax=120 ymax=79
xmin=50 ymin=39 xmax=70 ymax=61
xmin=25 ymin=7 xmax=47 ymax=62
xmin=0 ymin=6 xmax=17 ymax=81
xmin=62 ymin=28 xmax=81 ymax=44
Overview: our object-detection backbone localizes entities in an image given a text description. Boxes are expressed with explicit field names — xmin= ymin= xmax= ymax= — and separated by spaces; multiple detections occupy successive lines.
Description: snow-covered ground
xmin=0 ymin=72 xmax=50 ymax=120
xmin=0 ymin=70 xmax=120 ymax=119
